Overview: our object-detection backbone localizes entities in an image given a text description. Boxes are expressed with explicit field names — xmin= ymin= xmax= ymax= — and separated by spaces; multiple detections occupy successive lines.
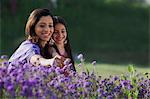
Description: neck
xmin=56 ymin=43 xmax=67 ymax=56
xmin=39 ymin=40 xmax=47 ymax=48
xmin=56 ymin=43 xmax=64 ymax=49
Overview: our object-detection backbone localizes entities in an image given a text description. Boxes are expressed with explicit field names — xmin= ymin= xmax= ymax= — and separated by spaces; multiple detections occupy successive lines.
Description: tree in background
xmin=9 ymin=0 xmax=17 ymax=16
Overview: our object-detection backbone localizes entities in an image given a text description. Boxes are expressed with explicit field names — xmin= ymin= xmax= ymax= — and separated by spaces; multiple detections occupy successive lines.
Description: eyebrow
xmin=38 ymin=22 xmax=53 ymax=25
xmin=55 ymin=28 xmax=66 ymax=31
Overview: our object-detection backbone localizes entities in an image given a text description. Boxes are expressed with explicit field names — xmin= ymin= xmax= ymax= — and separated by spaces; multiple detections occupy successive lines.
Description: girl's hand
xmin=53 ymin=55 xmax=64 ymax=68
xmin=53 ymin=55 xmax=71 ymax=68
xmin=54 ymin=54 xmax=62 ymax=60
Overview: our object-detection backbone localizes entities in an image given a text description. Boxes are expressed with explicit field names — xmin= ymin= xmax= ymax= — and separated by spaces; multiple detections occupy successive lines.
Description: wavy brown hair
xmin=25 ymin=8 xmax=54 ymax=58
xmin=25 ymin=8 xmax=53 ymax=43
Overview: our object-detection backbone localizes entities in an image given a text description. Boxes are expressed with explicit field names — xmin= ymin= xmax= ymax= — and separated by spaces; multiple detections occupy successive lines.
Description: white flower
xmin=0 ymin=55 xmax=8 ymax=60
xmin=77 ymin=54 xmax=83 ymax=60
xmin=92 ymin=60 xmax=96 ymax=66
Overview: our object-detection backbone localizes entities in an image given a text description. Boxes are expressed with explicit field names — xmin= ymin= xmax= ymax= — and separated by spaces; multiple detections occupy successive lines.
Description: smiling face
xmin=53 ymin=23 xmax=67 ymax=44
xmin=35 ymin=16 xmax=54 ymax=42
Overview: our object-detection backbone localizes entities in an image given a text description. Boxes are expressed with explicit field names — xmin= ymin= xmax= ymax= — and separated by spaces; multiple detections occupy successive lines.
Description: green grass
xmin=75 ymin=63 xmax=150 ymax=78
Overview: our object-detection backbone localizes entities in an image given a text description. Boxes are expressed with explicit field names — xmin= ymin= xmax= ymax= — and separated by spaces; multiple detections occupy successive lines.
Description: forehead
xmin=55 ymin=23 xmax=65 ymax=29
xmin=38 ymin=16 xmax=53 ymax=23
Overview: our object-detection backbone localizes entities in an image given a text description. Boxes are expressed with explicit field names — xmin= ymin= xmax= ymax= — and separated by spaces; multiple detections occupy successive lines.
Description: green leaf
xmin=121 ymin=74 xmax=127 ymax=80
xmin=128 ymin=92 xmax=131 ymax=99
xmin=133 ymin=90 xmax=138 ymax=99
xmin=86 ymin=67 xmax=89 ymax=75
xmin=128 ymin=64 xmax=135 ymax=73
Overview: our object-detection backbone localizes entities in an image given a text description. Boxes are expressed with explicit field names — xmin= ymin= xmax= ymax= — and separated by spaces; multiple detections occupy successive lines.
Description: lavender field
xmin=0 ymin=55 xmax=150 ymax=98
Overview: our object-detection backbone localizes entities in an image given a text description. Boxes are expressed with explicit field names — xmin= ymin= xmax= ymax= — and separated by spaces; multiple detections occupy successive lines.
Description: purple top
xmin=9 ymin=40 xmax=40 ymax=63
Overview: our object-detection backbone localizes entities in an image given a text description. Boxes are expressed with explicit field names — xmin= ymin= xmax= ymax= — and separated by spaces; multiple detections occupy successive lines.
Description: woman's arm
xmin=30 ymin=54 xmax=61 ymax=66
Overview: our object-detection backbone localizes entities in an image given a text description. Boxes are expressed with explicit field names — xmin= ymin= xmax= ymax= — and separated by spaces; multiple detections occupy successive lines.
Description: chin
xmin=56 ymin=42 xmax=62 ymax=44
xmin=42 ymin=39 xmax=49 ymax=42
xmin=44 ymin=37 xmax=50 ymax=41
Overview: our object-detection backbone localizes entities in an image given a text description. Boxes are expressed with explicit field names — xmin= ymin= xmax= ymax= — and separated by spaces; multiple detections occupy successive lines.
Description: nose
xmin=44 ymin=26 xmax=50 ymax=32
xmin=44 ymin=26 xmax=54 ymax=33
xmin=58 ymin=31 xmax=63 ymax=38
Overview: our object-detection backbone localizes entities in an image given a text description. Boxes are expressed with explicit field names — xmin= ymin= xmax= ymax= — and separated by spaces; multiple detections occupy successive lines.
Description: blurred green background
xmin=1 ymin=0 xmax=150 ymax=66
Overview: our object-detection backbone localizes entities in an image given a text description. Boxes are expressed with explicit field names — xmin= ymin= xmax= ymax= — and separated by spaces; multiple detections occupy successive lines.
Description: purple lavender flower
xmin=68 ymin=84 xmax=76 ymax=89
xmin=127 ymin=85 xmax=133 ymax=90
xmin=6 ymin=84 xmax=15 ymax=96
xmin=0 ymin=55 xmax=8 ymax=60
xmin=83 ymin=82 xmax=92 ymax=88
xmin=55 ymin=67 xmax=63 ymax=75
xmin=114 ymin=76 xmax=119 ymax=81
xmin=64 ymin=58 xmax=71 ymax=65
xmin=0 ymin=55 xmax=150 ymax=98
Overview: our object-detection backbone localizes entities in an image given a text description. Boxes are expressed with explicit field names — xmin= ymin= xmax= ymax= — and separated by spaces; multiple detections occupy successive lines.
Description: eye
xmin=39 ymin=24 xmax=45 ymax=28
xmin=49 ymin=24 xmax=53 ymax=28
xmin=61 ymin=30 xmax=66 ymax=33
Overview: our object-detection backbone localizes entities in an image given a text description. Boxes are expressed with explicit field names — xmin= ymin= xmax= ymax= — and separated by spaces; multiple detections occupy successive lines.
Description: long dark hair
xmin=52 ymin=16 xmax=76 ymax=71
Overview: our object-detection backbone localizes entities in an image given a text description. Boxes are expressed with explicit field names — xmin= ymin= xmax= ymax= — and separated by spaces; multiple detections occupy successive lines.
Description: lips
xmin=56 ymin=38 xmax=63 ymax=41
xmin=56 ymin=37 xmax=65 ymax=41
xmin=42 ymin=33 xmax=50 ymax=36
